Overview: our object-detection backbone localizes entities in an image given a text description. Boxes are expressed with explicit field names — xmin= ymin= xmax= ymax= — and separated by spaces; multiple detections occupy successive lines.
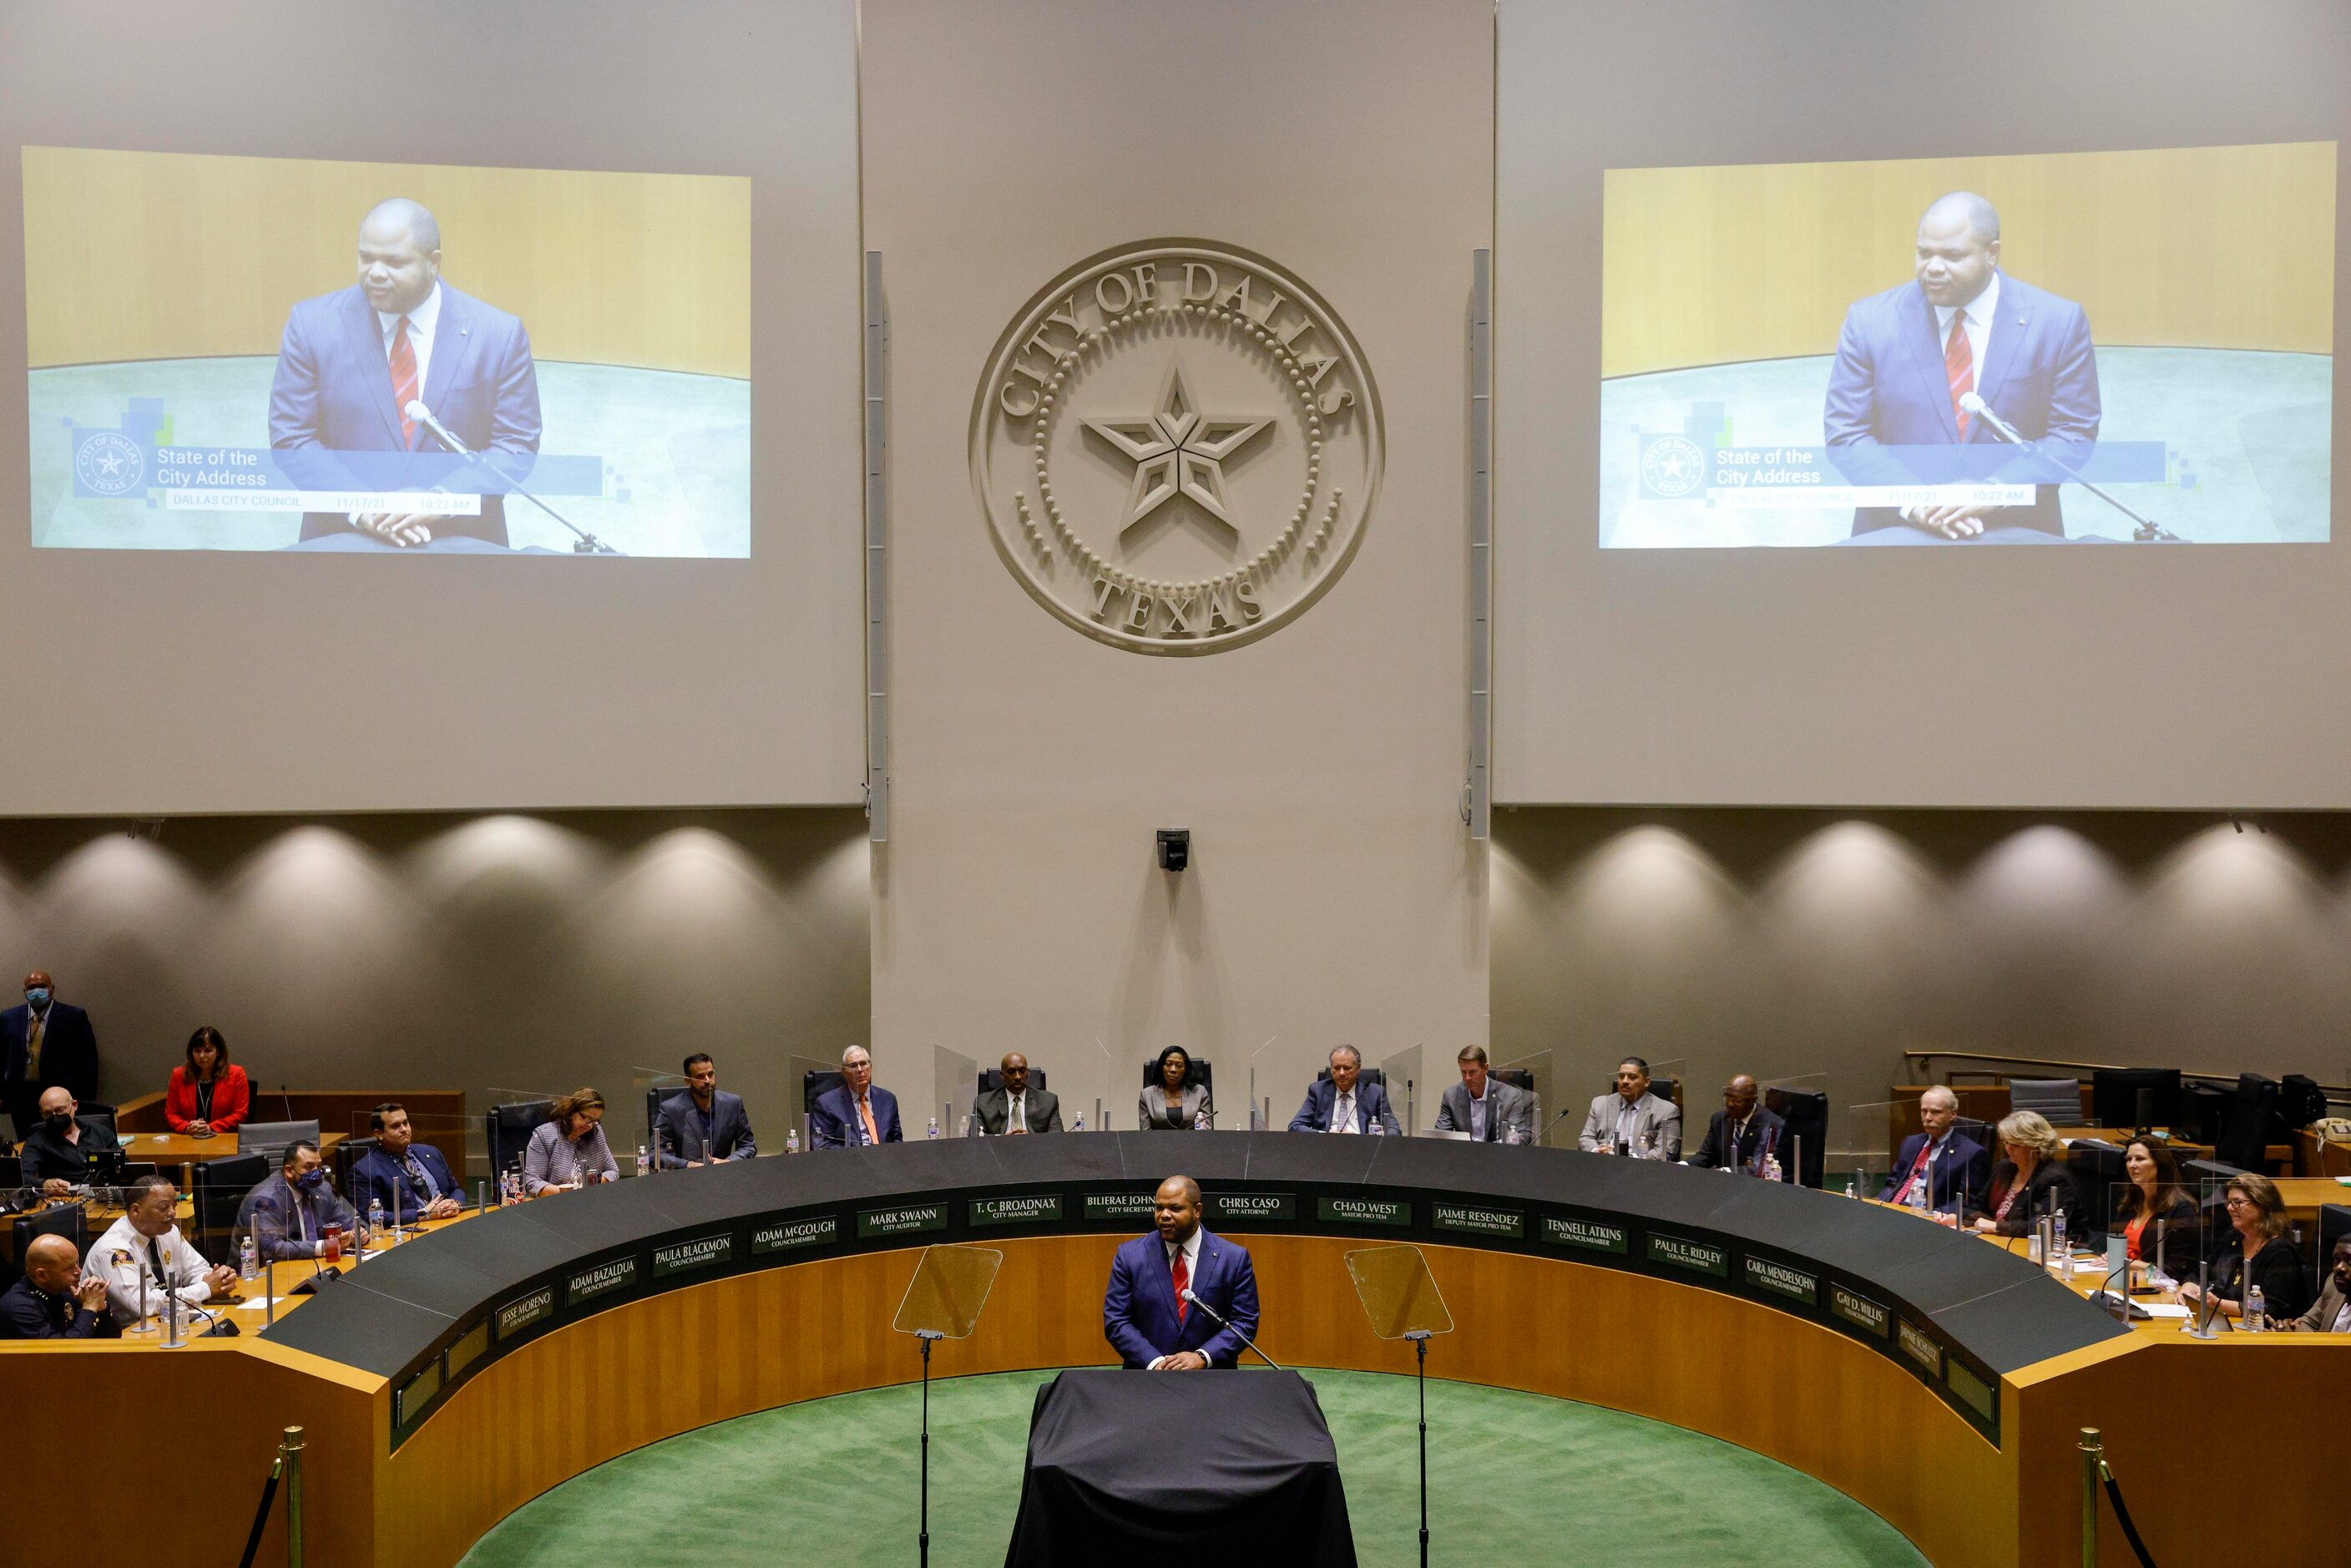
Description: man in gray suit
xmin=972 ymin=1052 xmax=1062 ymax=1135
xmin=655 ymin=1053 xmax=758 ymax=1167
xmin=1580 ymin=1056 xmax=1681 ymax=1161
xmin=1433 ymin=1045 xmax=1534 ymax=1144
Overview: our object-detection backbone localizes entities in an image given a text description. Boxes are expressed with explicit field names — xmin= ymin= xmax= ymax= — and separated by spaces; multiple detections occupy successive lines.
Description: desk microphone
xmin=404 ymin=399 xmax=618 ymax=554
xmin=1179 ymin=1287 xmax=1283 ymax=1372
xmin=1956 ymin=392 xmax=2182 ymax=542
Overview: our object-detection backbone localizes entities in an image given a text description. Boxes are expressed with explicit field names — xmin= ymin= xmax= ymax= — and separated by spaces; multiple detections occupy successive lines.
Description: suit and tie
xmin=268 ymin=281 xmax=541 ymax=544
xmin=810 ymin=1082 xmax=904 ymax=1148
xmin=1879 ymin=1130 xmax=1992 ymax=1212
xmin=1433 ymin=1076 xmax=1534 ymax=1143
xmin=1579 ymin=1091 xmax=1682 ymax=1161
xmin=1824 ymin=271 xmax=2100 ymax=536
xmin=1686 ymin=1105 xmax=1790 ymax=1179
xmin=1288 ymin=1077 xmax=1402 ymax=1136
xmin=972 ymin=1085 xmax=1062 ymax=1135
xmin=2 ymin=1000 xmax=99 ymax=1143
xmin=1102 ymin=1226 xmax=1260 ymax=1368
xmin=655 ymin=1089 xmax=759 ymax=1166
xmin=349 ymin=1142 xmax=463 ymax=1222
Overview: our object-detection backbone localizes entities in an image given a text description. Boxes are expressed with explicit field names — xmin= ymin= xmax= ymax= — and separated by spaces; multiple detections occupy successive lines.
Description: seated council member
xmin=1288 ymin=1044 xmax=1401 ymax=1135
xmin=1970 ymin=1113 xmax=2087 ymax=1239
xmin=1684 ymin=1075 xmax=1787 ymax=1178
xmin=1103 ymin=1175 xmax=1259 ymax=1370
xmin=351 ymin=1103 xmax=463 ymax=1223
xmin=811 ymin=1046 xmax=903 ymax=1148
xmin=2177 ymin=1173 xmax=2312 ymax=1325
xmin=1880 ymin=1087 xmax=1990 ymax=1211
xmin=21 ymin=1085 xmax=123 ymax=1196
xmin=523 ymin=1087 xmax=620 ymax=1192
xmin=972 ymin=1051 xmax=1061 ymax=1135
xmin=164 ymin=1025 xmax=250 ymax=1138
xmin=86 ymin=1174 xmax=238 ymax=1329
xmin=2111 ymin=1136 xmax=2200 ymax=1282
xmin=0 ymin=1233 xmax=114 ymax=1339
xmin=1140 ymin=1045 xmax=1212 ymax=1131
xmin=655 ymin=1052 xmax=759 ymax=1166
xmin=1433 ymin=1044 xmax=1534 ymax=1144
xmin=1578 ymin=1056 xmax=1681 ymax=1161
xmin=2283 ymin=1237 xmax=2351 ymax=1333
xmin=243 ymin=1141 xmax=367 ymax=1263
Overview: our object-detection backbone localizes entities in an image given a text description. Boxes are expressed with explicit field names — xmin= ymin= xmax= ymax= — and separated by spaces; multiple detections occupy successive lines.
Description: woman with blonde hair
xmin=523 ymin=1087 xmax=619 ymax=1195
xmin=1970 ymin=1110 xmax=2088 ymax=1240
xmin=2177 ymin=1172 xmax=2312 ymax=1324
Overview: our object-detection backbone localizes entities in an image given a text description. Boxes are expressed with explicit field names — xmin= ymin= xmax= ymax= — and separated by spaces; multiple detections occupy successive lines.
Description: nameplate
xmin=446 ymin=1321 xmax=491 ymax=1380
xmin=1743 ymin=1256 xmax=1818 ymax=1307
xmin=1433 ymin=1203 xmax=1523 ymax=1239
xmin=970 ymin=1194 xmax=1064 ymax=1227
xmin=495 ymin=1286 xmax=556 ymax=1342
xmin=565 ymin=1256 xmax=639 ymax=1308
xmin=394 ymin=1361 xmax=441 ymax=1431
xmin=752 ymin=1215 xmax=839 ymax=1254
xmin=1944 ymin=1359 xmax=1995 ymax=1424
xmin=1207 ymin=1191 xmax=1295 ymax=1224
xmin=1083 ymin=1191 xmax=1158 ymax=1222
xmin=858 ymin=1203 xmax=948 ymax=1239
xmin=1830 ymin=1285 xmax=1890 ymax=1338
xmin=1646 ymin=1234 xmax=1729 ymax=1277
xmin=652 ymin=1232 xmax=736 ymax=1279
xmin=1318 ymin=1195 xmax=1409 ymax=1227
xmin=1897 ymin=1318 xmax=1944 ymax=1378
xmin=1541 ymin=1215 xmax=1628 ymax=1255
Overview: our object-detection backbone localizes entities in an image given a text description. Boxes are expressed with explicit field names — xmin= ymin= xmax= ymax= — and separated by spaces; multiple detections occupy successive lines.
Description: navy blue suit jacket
xmin=1824 ymin=273 xmax=2099 ymax=535
xmin=810 ymin=1084 xmax=903 ymax=1148
xmin=2 ymin=1000 xmax=99 ymax=1139
xmin=268 ymin=282 xmax=541 ymax=544
xmin=350 ymin=1144 xmax=463 ymax=1222
xmin=1878 ymin=1130 xmax=1992 ymax=1212
xmin=1287 ymin=1077 xmax=1402 ymax=1136
xmin=1103 ymin=1227 xmax=1259 ymax=1368
xmin=655 ymin=1089 xmax=757 ymax=1166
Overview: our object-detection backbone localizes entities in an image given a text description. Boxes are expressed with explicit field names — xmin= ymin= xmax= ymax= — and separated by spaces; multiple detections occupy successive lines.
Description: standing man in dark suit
xmin=3 ymin=970 xmax=99 ymax=1143
xmin=1103 ymin=1175 xmax=1260 ymax=1369
xmin=1288 ymin=1044 xmax=1402 ymax=1135
xmin=1825 ymin=191 xmax=2100 ymax=539
xmin=268 ymin=197 xmax=542 ymax=548
xmin=810 ymin=1045 xmax=903 ymax=1148
xmin=1685 ymin=1075 xmax=1789 ymax=1180
xmin=1880 ymin=1086 xmax=1990 ymax=1212
xmin=971 ymin=1052 xmax=1061 ymax=1135
xmin=655 ymin=1052 xmax=760 ymax=1166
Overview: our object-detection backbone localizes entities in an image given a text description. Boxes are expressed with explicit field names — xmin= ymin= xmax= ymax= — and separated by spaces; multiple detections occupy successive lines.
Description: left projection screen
xmin=25 ymin=148 xmax=751 ymax=558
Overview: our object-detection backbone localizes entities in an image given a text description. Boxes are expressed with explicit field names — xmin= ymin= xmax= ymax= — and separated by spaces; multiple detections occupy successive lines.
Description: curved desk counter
xmin=9 ymin=1133 xmax=2340 ymax=1567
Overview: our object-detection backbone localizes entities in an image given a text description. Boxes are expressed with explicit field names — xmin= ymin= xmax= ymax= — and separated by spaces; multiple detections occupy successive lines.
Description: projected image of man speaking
xmin=267 ymin=198 xmax=542 ymax=548
xmin=1823 ymin=192 xmax=2100 ymax=540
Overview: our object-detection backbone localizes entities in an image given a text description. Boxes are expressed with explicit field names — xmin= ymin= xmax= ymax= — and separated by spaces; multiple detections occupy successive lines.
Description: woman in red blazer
xmin=165 ymin=1025 xmax=250 ymax=1137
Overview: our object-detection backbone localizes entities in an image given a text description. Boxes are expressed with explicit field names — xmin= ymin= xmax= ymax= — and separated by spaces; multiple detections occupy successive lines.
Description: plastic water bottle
xmin=636 ymin=1143 xmax=652 ymax=1177
xmin=1072 ymin=1113 xmax=1084 ymax=1132
xmin=1194 ymin=1107 xmax=1210 ymax=1130
xmin=927 ymin=1116 xmax=940 ymax=1141
xmin=786 ymin=1128 xmax=801 ymax=1155
xmin=1368 ymin=1116 xmax=1385 ymax=1136
xmin=367 ymin=1198 xmax=386 ymax=1244
xmin=2052 ymin=1208 xmax=2068 ymax=1260
xmin=2244 ymin=1284 xmax=2268 ymax=1333
xmin=970 ymin=1117 xmax=984 ymax=1138
xmin=238 ymin=1235 xmax=258 ymax=1282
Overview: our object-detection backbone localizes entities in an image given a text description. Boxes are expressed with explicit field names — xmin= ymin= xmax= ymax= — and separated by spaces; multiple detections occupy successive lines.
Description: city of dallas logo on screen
xmin=973 ymin=241 xmax=1383 ymax=655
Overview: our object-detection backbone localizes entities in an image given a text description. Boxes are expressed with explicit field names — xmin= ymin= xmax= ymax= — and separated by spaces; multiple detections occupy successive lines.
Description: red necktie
xmin=1944 ymin=311 xmax=1974 ymax=439
xmin=1170 ymin=1248 xmax=1189 ymax=1323
xmin=389 ymin=316 xmax=418 ymax=448
xmin=1901 ymin=1140 xmax=1934 ymax=1202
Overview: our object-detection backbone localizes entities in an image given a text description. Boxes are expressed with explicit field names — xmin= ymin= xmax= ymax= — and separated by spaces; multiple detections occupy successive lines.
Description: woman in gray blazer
xmin=1140 ymin=1045 xmax=1213 ymax=1130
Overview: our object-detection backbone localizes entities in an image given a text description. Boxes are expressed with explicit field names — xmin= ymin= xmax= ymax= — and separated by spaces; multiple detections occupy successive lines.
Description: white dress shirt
xmin=1330 ymin=1089 xmax=1359 ymax=1134
xmin=83 ymin=1216 xmax=219 ymax=1327
xmin=377 ymin=281 xmax=444 ymax=407
xmin=1147 ymin=1228 xmax=1208 ymax=1368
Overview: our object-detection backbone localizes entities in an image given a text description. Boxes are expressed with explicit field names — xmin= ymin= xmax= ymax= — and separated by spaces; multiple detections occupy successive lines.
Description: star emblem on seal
xmin=1081 ymin=363 xmax=1273 ymax=544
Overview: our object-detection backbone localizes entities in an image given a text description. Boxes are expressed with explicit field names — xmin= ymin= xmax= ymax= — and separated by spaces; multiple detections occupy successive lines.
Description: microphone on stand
xmin=1179 ymin=1287 xmax=1282 ymax=1371
xmin=404 ymin=400 xmax=618 ymax=554
xmin=1956 ymin=392 xmax=2182 ymax=542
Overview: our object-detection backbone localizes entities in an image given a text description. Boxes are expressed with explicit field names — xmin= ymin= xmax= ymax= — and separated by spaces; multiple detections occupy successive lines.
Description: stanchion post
xmin=284 ymin=1425 xmax=306 ymax=1568
xmin=2077 ymin=1427 xmax=2101 ymax=1568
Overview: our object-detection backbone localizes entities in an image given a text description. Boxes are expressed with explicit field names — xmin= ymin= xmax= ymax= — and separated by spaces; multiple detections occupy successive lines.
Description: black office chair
xmin=193 ymin=1151 xmax=269 ymax=1257
xmin=2213 ymin=1074 xmax=2283 ymax=1173
xmin=1491 ymin=1068 xmax=1534 ymax=1092
xmin=11 ymin=1202 xmax=88 ymax=1287
xmin=1313 ymin=1065 xmax=1386 ymax=1087
xmin=78 ymin=1101 xmax=119 ymax=1141
xmin=977 ymin=1067 xmax=1049 ymax=1094
xmin=1140 ymin=1058 xmax=1215 ymax=1095
xmin=2318 ymin=1204 xmax=2350 ymax=1273
xmin=801 ymin=1070 xmax=846 ymax=1114
xmin=331 ymin=1136 xmax=379 ymax=1197
xmin=1765 ymin=1087 xmax=1831 ymax=1189
xmin=2065 ymin=1138 xmax=2127 ymax=1240
xmin=485 ymin=1101 xmax=554 ymax=1180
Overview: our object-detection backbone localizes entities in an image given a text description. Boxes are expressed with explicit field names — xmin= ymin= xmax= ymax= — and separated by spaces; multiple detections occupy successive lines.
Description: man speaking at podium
xmin=269 ymin=197 xmax=542 ymax=548
xmin=1824 ymin=191 xmax=2100 ymax=539
xmin=1104 ymin=1175 xmax=1260 ymax=1370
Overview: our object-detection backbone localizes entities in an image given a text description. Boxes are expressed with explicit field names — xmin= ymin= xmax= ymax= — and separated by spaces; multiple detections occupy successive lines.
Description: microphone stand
xmin=1407 ymin=1328 xmax=1433 ymax=1568
xmin=1180 ymin=1287 xmax=1282 ymax=1371
xmin=1963 ymin=397 xmax=2182 ymax=542
xmin=917 ymin=1328 xmax=943 ymax=1568
xmin=411 ymin=414 xmax=617 ymax=554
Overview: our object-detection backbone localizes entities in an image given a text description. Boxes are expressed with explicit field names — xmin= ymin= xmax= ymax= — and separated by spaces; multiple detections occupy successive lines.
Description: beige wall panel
xmin=860 ymin=0 xmax=1492 ymax=1111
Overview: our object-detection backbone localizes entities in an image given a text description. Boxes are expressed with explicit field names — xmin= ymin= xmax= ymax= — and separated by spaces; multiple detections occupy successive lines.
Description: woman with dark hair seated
xmin=2177 ymin=1172 xmax=2312 ymax=1325
xmin=1139 ymin=1046 xmax=1212 ymax=1130
xmin=522 ymin=1087 xmax=619 ymax=1195
xmin=164 ymin=1025 xmax=250 ymax=1138
xmin=1970 ymin=1111 xmax=2090 ymax=1241
xmin=2111 ymin=1137 xmax=2200 ymax=1283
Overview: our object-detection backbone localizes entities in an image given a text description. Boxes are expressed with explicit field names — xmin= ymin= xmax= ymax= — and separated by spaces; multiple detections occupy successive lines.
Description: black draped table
xmin=1004 ymin=1368 xmax=1356 ymax=1568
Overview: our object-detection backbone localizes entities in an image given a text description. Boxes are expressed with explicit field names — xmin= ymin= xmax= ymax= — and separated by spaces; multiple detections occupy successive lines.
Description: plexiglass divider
xmin=1496 ymin=1046 xmax=1551 ymax=1147
xmin=629 ymin=1066 xmax=690 ymax=1160
xmin=1380 ymin=1044 xmax=1425 ymax=1136
xmin=784 ymin=1053 xmax=838 ymax=1151
xmin=1760 ymin=1072 xmax=1830 ymax=1186
xmin=932 ymin=1044 xmax=980 ymax=1141
xmin=1846 ymin=1100 xmax=1896 ymax=1201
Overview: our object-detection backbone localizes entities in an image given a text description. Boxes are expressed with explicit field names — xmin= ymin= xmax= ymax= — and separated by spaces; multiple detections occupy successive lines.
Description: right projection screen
xmin=1497 ymin=0 xmax=2351 ymax=808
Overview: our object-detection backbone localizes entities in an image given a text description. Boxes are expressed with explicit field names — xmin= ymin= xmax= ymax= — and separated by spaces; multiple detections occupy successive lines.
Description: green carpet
xmin=459 ymin=1368 xmax=1926 ymax=1566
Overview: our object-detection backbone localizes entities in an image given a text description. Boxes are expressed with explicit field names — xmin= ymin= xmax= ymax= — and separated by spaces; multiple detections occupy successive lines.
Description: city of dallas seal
xmin=972 ymin=240 xmax=1383 ymax=655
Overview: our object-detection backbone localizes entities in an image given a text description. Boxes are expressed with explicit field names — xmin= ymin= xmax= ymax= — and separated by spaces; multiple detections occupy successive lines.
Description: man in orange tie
xmin=811 ymin=1045 xmax=904 ymax=1148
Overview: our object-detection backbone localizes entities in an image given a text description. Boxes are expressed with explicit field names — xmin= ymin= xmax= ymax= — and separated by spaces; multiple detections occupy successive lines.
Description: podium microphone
xmin=403 ymin=400 xmax=619 ymax=554
xmin=1179 ymin=1287 xmax=1283 ymax=1372
xmin=1956 ymin=392 xmax=2181 ymax=542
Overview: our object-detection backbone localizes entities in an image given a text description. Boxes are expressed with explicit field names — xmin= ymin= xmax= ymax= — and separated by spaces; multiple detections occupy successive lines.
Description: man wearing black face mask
xmin=21 ymin=1085 xmax=122 ymax=1196
xmin=3 ymin=969 xmax=100 ymax=1143
xmin=239 ymin=1141 xmax=367 ymax=1263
